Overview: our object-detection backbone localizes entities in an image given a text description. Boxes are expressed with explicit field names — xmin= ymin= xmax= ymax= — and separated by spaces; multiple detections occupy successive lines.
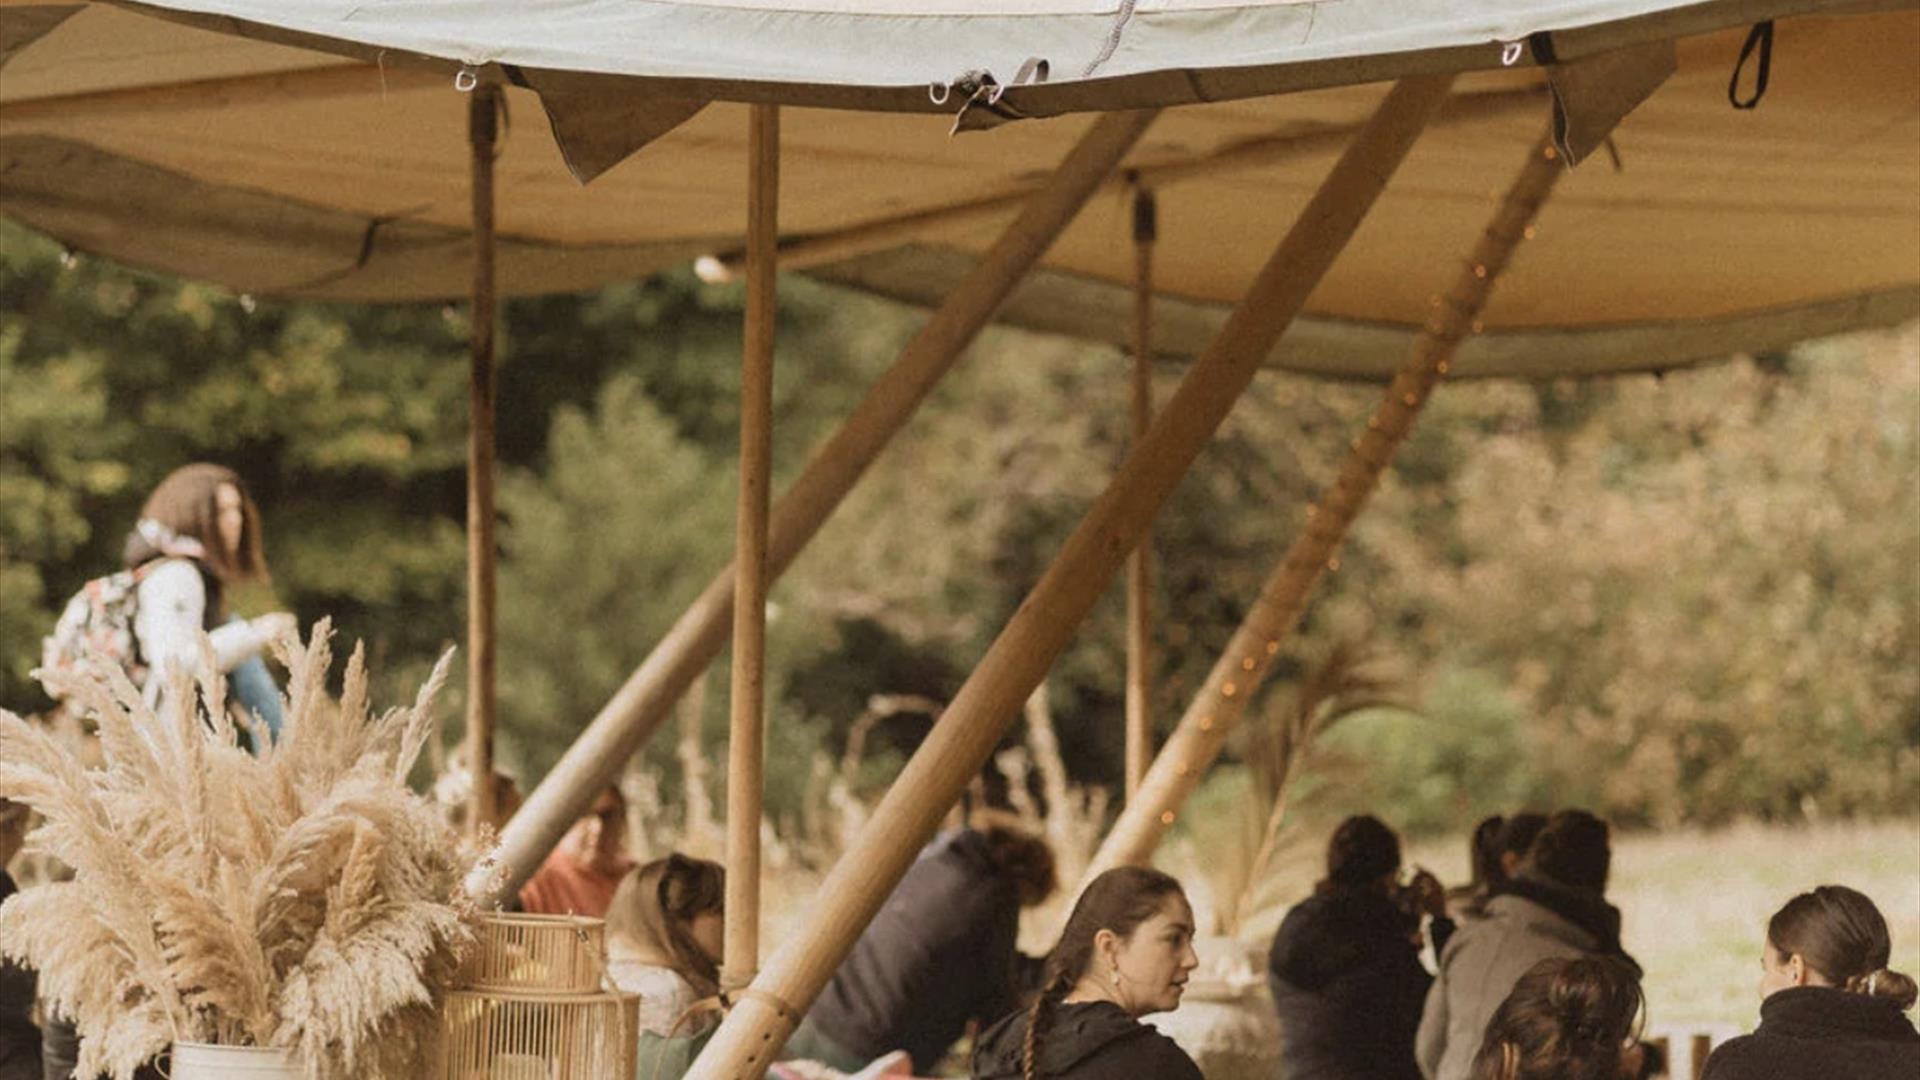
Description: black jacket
xmin=806 ymin=829 xmax=1024 ymax=1073
xmin=0 ymin=870 xmax=39 ymax=1080
xmin=1267 ymin=887 xmax=1436 ymax=1080
xmin=971 ymin=1000 xmax=1202 ymax=1080
xmin=1702 ymin=986 xmax=1920 ymax=1080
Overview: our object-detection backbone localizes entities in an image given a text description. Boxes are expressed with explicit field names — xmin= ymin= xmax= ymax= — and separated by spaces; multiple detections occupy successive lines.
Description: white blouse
xmin=133 ymin=560 xmax=274 ymax=682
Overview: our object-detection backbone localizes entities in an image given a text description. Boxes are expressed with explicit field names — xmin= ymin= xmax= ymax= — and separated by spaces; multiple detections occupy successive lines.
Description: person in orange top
xmin=518 ymin=786 xmax=635 ymax=917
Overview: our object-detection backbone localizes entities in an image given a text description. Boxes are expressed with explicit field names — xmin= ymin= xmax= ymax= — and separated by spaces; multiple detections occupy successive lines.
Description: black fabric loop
xmin=1729 ymin=20 xmax=1774 ymax=110
xmin=1528 ymin=30 xmax=1559 ymax=66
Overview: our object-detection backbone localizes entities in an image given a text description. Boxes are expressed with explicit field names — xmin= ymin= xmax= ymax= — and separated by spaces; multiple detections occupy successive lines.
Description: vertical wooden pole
xmin=465 ymin=83 xmax=499 ymax=840
xmin=1124 ymin=184 xmax=1156 ymax=803
xmin=723 ymin=103 xmax=778 ymax=991
xmin=480 ymin=109 xmax=1158 ymax=903
xmin=685 ymin=77 xmax=1456 ymax=1080
xmin=1083 ymin=133 xmax=1567 ymax=881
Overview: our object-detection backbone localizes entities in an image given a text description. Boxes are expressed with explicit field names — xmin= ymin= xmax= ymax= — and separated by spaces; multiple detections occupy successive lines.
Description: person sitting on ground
xmin=606 ymin=854 xmax=727 ymax=1080
xmin=1417 ymin=809 xmax=1640 ymax=1080
xmin=0 ymin=799 xmax=38 ymax=1080
xmin=518 ymin=786 xmax=634 ymax=917
xmin=969 ymin=866 xmax=1203 ymax=1080
xmin=783 ymin=817 xmax=1056 ymax=1075
xmin=123 ymin=463 xmax=295 ymax=748
xmin=1268 ymin=814 xmax=1454 ymax=1080
xmin=1469 ymin=955 xmax=1648 ymax=1080
xmin=1700 ymin=884 xmax=1920 ymax=1080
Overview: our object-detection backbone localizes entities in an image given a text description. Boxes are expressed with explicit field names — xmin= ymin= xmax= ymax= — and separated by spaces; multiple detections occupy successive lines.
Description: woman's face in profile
xmin=689 ymin=909 xmax=724 ymax=964
xmin=215 ymin=483 xmax=246 ymax=559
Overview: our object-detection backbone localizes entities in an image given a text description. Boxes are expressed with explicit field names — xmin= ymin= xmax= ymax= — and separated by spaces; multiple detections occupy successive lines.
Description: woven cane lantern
xmin=434 ymin=913 xmax=638 ymax=1080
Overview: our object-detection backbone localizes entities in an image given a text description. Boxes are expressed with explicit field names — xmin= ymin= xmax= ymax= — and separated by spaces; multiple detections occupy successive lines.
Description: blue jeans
xmin=223 ymin=617 xmax=284 ymax=753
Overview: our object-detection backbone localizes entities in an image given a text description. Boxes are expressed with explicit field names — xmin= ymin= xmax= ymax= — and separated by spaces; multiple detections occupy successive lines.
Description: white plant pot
xmin=170 ymin=1042 xmax=305 ymax=1080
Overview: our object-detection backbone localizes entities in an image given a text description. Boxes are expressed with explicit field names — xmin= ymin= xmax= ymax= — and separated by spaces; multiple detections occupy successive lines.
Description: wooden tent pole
xmin=1083 ymin=132 xmax=1567 ymax=881
xmin=1124 ymin=183 xmax=1156 ymax=802
xmin=464 ymin=83 xmax=499 ymax=839
xmin=478 ymin=108 xmax=1159 ymax=902
xmin=723 ymin=103 xmax=778 ymax=991
xmin=684 ymin=75 xmax=1456 ymax=1080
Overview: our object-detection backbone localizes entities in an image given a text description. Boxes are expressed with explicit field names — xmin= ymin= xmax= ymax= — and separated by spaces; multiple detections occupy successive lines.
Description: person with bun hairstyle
xmin=1469 ymin=955 xmax=1648 ymax=1080
xmin=970 ymin=867 xmax=1202 ymax=1080
xmin=1700 ymin=884 xmax=1920 ymax=1080
xmin=606 ymin=854 xmax=727 ymax=1080
xmin=1268 ymin=815 xmax=1454 ymax=1080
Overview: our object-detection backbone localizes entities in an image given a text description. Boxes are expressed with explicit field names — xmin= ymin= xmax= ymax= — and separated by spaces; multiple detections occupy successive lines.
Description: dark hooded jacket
xmin=1267 ymin=886 xmax=1438 ymax=1080
xmin=970 ymin=1000 xmax=1202 ymax=1080
xmin=1701 ymin=986 xmax=1920 ymax=1080
xmin=805 ymin=829 xmax=1025 ymax=1073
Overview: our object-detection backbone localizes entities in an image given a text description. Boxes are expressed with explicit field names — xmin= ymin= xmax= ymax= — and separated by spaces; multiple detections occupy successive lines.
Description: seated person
xmin=1701 ymin=884 xmax=1919 ymax=1080
xmin=1417 ymin=809 xmax=1638 ymax=1080
xmin=784 ymin=819 xmax=1055 ymax=1074
xmin=1451 ymin=813 xmax=1547 ymax=921
xmin=518 ymin=786 xmax=633 ymax=917
xmin=607 ymin=854 xmax=727 ymax=1080
xmin=1268 ymin=814 xmax=1452 ymax=1080
xmin=1470 ymin=955 xmax=1649 ymax=1080
xmin=970 ymin=866 xmax=1203 ymax=1080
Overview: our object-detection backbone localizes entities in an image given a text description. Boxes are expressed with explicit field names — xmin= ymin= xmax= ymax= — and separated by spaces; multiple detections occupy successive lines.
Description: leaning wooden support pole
xmin=465 ymin=84 xmax=500 ymax=839
xmin=685 ymin=74 xmax=1456 ymax=1080
xmin=478 ymin=108 xmax=1159 ymax=902
xmin=723 ymin=104 xmax=778 ymax=991
xmin=1124 ymin=184 xmax=1156 ymax=803
xmin=1084 ymin=131 xmax=1567 ymax=881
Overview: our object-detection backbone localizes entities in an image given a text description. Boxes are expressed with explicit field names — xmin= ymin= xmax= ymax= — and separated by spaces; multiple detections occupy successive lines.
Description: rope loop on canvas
xmin=1728 ymin=20 xmax=1775 ymax=109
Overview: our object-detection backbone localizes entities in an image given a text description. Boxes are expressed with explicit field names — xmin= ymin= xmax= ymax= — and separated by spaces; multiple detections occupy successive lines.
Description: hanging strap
xmin=1728 ymin=21 xmax=1774 ymax=110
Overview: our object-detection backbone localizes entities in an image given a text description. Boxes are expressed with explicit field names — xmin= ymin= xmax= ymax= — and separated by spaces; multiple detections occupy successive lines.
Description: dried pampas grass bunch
xmin=0 ymin=620 xmax=482 ymax=1080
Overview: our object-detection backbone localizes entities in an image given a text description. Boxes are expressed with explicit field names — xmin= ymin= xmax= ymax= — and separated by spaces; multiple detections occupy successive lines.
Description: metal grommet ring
xmin=454 ymin=65 xmax=479 ymax=92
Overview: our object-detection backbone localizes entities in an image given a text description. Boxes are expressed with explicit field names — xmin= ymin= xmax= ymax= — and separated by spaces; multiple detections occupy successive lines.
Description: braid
xmin=1022 ymin=968 xmax=1073 ymax=1080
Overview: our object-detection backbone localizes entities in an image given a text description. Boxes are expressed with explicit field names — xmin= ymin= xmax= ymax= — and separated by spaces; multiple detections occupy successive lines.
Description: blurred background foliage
xmin=2 ymin=219 xmax=1914 ymax=837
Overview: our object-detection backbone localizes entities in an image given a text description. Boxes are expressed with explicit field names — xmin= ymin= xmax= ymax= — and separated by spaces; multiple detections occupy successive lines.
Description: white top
xmin=133 ymin=560 xmax=273 ymax=682
xmin=607 ymin=959 xmax=714 ymax=1038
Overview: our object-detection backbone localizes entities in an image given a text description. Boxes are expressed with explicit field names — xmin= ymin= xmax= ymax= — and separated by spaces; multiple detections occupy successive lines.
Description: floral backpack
xmin=39 ymin=562 xmax=165 ymax=693
xmin=39 ymin=521 xmax=207 ymax=695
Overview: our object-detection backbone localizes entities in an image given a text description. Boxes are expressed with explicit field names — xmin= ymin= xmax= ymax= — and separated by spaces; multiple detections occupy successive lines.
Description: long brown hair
xmin=1020 ymin=867 xmax=1186 ymax=1080
xmin=126 ymin=463 xmax=269 ymax=584
xmin=606 ymin=854 xmax=725 ymax=998
xmin=1469 ymin=955 xmax=1643 ymax=1080
xmin=1768 ymin=885 xmax=1918 ymax=1010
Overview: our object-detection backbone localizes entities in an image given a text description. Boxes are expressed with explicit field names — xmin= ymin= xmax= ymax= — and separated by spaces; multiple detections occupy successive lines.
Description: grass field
xmin=1409 ymin=818 xmax=1920 ymax=1031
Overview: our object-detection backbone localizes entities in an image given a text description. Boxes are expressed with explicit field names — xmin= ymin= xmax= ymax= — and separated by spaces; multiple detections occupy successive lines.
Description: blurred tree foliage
xmin=2 ymin=218 xmax=1914 ymax=833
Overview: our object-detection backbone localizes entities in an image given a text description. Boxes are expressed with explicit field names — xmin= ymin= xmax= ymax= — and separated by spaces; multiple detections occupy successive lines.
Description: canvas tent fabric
xmin=1 ymin=1 xmax=1916 ymax=378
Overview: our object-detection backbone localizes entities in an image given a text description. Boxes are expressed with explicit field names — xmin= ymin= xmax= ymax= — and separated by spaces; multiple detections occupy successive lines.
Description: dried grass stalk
xmin=0 ymin=621 xmax=480 ymax=1080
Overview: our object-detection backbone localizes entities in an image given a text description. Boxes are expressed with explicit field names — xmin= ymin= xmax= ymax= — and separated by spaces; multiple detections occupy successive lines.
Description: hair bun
xmin=1849 ymin=967 xmax=1920 ymax=1011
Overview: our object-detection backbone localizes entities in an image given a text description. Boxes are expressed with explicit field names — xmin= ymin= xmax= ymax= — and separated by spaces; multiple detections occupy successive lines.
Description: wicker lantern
xmin=434 ymin=913 xmax=638 ymax=1080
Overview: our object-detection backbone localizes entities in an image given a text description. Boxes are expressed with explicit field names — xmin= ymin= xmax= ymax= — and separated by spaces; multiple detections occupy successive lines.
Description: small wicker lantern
xmin=433 ymin=913 xmax=638 ymax=1080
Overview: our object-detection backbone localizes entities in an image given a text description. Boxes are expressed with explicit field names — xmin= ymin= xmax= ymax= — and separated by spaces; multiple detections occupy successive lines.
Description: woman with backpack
xmin=122 ymin=463 xmax=293 ymax=744
xmin=970 ymin=867 xmax=1203 ymax=1080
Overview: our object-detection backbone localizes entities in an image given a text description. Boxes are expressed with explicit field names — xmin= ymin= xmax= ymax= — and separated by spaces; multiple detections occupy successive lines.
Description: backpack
xmin=39 ymin=562 xmax=165 ymax=693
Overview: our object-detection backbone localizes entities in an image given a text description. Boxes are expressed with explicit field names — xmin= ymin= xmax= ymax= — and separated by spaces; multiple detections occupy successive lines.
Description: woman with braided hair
xmin=1701 ymin=884 xmax=1919 ymax=1080
xmin=1468 ymin=955 xmax=1647 ymax=1080
xmin=969 ymin=867 xmax=1202 ymax=1080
